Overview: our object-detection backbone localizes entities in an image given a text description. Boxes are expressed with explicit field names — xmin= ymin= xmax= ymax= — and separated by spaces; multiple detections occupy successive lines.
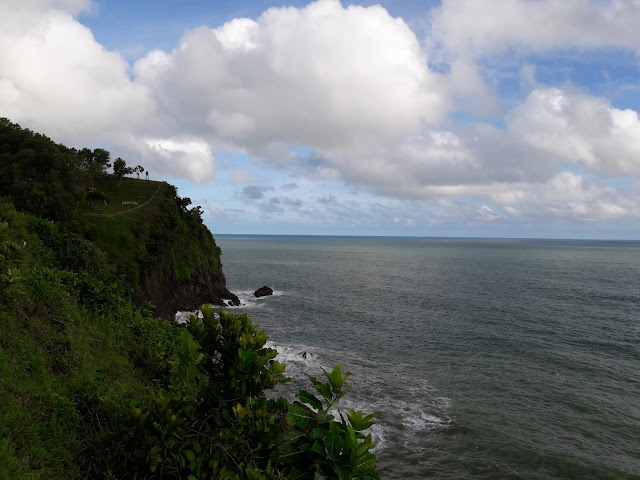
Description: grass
xmin=0 ymin=201 xmax=177 ymax=478
xmin=76 ymin=176 xmax=164 ymax=218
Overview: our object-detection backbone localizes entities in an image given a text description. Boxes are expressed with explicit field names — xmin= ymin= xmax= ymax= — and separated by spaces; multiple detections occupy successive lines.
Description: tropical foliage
xmin=0 ymin=118 xmax=380 ymax=479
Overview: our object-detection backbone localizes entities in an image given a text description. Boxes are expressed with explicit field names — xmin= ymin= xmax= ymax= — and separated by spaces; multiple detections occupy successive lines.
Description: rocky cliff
xmin=79 ymin=180 xmax=239 ymax=318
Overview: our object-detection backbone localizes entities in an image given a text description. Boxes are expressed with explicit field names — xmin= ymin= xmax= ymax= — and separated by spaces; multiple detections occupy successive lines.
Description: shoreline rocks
xmin=254 ymin=285 xmax=273 ymax=297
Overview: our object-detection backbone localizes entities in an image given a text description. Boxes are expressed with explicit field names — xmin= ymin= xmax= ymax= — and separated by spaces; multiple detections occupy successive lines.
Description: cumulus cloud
xmin=133 ymin=0 xmax=448 ymax=154
xmin=431 ymin=0 xmax=640 ymax=58
xmin=507 ymin=88 xmax=640 ymax=176
xmin=134 ymin=137 xmax=216 ymax=183
xmin=0 ymin=2 xmax=157 ymax=146
xmin=484 ymin=171 xmax=639 ymax=223
xmin=278 ymin=84 xmax=640 ymax=229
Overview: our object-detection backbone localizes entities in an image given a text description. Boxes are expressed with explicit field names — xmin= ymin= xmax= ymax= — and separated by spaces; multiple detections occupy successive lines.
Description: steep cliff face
xmin=0 ymin=118 xmax=234 ymax=318
xmin=136 ymin=254 xmax=238 ymax=318
xmin=79 ymin=180 xmax=238 ymax=318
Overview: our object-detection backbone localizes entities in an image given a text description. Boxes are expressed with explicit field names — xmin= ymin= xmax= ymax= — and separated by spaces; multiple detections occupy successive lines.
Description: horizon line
xmin=212 ymin=233 xmax=640 ymax=242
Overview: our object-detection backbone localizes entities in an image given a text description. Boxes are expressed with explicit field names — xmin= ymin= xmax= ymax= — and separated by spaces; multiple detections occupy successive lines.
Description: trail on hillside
xmin=81 ymin=183 xmax=162 ymax=217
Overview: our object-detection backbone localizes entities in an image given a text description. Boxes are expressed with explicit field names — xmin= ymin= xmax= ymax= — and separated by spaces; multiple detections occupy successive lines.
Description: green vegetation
xmin=0 ymin=118 xmax=234 ymax=316
xmin=0 ymin=119 xmax=380 ymax=479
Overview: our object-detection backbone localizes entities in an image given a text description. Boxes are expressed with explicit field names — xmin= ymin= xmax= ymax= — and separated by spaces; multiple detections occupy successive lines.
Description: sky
xmin=2 ymin=0 xmax=640 ymax=238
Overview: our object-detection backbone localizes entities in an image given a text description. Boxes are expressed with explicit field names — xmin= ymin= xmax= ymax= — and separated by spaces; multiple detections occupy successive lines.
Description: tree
xmin=113 ymin=157 xmax=133 ymax=183
xmin=80 ymin=147 xmax=112 ymax=188
xmin=132 ymin=164 xmax=144 ymax=179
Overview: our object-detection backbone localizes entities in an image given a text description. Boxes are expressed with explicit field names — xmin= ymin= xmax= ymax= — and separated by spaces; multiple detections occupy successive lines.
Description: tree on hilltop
xmin=80 ymin=147 xmax=111 ymax=188
xmin=132 ymin=164 xmax=144 ymax=178
xmin=113 ymin=157 xmax=133 ymax=184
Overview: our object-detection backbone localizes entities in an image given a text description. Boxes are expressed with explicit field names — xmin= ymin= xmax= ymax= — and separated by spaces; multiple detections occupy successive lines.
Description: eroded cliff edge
xmin=0 ymin=117 xmax=237 ymax=318
xmin=80 ymin=181 xmax=239 ymax=318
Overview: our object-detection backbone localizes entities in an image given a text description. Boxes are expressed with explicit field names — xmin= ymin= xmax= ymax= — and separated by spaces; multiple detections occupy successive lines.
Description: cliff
xmin=0 ymin=118 xmax=380 ymax=479
xmin=0 ymin=117 xmax=238 ymax=317
xmin=77 ymin=178 xmax=239 ymax=317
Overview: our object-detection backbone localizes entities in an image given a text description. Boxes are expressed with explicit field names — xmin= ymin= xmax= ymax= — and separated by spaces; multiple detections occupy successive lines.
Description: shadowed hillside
xmin=0 ymin=117 xmax=238 ymax=316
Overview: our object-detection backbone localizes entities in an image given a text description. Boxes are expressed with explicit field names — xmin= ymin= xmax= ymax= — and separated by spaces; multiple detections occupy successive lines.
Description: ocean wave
xmin=226 ymin=289 xmax=285 ymax=309
xmin=174 ymin=309 xmax=204 ymax=325
xmin=401 ymin=411 xmax=454 ymax=431
xmin=266 ymin=340 xmax=324 ymax=376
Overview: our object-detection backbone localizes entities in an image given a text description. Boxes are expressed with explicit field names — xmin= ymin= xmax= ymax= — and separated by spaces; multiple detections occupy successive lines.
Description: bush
xmin=121 ymin=306 xmax=380 ymax=480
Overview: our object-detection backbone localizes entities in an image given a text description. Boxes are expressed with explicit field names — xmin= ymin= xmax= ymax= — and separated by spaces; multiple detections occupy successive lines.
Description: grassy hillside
xmin=73 ymin=176 xmax=233 ymax=316
xmin=0 ymin=200 xmax=380 ymax=480
xmin=0 ymin=201 xmax=178 ymax=478
xmin=77 ymin=176 xmax=163 ymax=217
xmin=0 ymin=119 xmax=380 ymax=479
xmin=0 ymin=118 xmax=236 ymax=316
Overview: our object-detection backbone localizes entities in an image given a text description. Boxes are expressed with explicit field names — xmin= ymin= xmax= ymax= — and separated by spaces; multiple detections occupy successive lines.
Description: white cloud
xmin=134 ymin=0 xmax=448 ymax=153
xmin=431 ymin=0 xmax=640 ymax=58
xmin=135 ymin=137 xmax=215 ymax=183
xmin=508 ymin=88 xmax=640 ymax=176
xmin=295 ymin=85 xmax=640 ymax=226
xmin=7 ymin=0 xmax=94 ymax=17
xmin=0 ymin=3 xmax=157 ymax=146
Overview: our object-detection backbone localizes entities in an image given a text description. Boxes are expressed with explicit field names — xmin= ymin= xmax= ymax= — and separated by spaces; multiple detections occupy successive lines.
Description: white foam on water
xmin=401 ymin=411 xmax=453 ymax=431
xmin=225 ymin=289 xmax=285 ymax=309
xmin=266 ymin=340 xmax=322 ymax=373
xmin=174 ymin=309 xmax=204 ymax=325
xmin=370 ymin=423 xmax=387 ymax=452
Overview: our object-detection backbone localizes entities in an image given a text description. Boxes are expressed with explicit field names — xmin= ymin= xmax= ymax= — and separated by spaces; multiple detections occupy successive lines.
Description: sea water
xmin=212 ymin=236 xmax=640 ymax=479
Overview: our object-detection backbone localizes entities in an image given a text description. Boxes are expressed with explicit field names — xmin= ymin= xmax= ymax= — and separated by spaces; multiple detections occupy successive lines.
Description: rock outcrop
xmin=136 ymin=255 xmax=239 ymax=317
xmin=254 ymin=285 xmax=274 ymax=297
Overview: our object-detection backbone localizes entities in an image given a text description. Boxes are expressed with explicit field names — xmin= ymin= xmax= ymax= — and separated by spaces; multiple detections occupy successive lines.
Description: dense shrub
xmin=0 ymin=202 xmax=380 ymax=479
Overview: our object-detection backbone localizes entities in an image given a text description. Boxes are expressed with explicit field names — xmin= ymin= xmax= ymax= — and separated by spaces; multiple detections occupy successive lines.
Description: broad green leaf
xmin=324 ymin=430 xmax=345 ymax=459
xmin=278 ymin=442 xmax=306 ymax=464
xmin=288 ymin=403 xmax=316 ymax=428
xmin=310 ymin=440 xmax=325 ymax=455
xmin=316 ymin=409 xmax=334 ymax=423
xmin=310 ymin=425 xmax=329 ymax=439
xmin=286 ymin=465 xmax=311 ymax=480
xmin=353 ymin=452 xmax=376 ymax=472
xmin=297 ymin=389 xmax=323 ymax=410
xmin=353 ymin=474 xmax=382 ymax=480
xmin=178 ymin=330 xmax=203 ymax=366
xmin=330 ymin=459 xmax=351 ymax=480
xmin=326 ymin=365 xmax=344 ymax=390
xmin=309 ymin=376 xmax=332 ymax=404
xmin=281 ymin=428 xmax=307 ymax=443
xmin=347 ymin=410 xmax=377 ymax=431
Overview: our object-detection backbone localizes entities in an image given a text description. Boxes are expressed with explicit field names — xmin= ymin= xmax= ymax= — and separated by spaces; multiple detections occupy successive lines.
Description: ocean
xmin=211 ymin=235 xmax=640 ymax=479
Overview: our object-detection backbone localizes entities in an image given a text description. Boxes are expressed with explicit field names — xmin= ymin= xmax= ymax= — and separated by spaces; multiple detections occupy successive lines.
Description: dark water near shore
xmin=213 ymin=236 xmax=640 ymax=479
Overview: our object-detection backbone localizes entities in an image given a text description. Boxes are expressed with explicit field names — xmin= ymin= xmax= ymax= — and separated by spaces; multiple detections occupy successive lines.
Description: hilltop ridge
xmin=0 ymin=117 xmax=238 ymax=316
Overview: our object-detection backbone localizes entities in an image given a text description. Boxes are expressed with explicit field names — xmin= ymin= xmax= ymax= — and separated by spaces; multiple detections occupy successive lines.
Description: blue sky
xmin=2 ymin=0 xmax=640 ymax=238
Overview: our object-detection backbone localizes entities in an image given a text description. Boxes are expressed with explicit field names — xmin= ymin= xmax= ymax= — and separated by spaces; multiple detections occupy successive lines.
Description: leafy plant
xmin=123 ymin=307 xmax=380 ymax=480
xmin=277 ymin=365 xmax=380 ymax=480
xmin=0 ymin=218 xmax=26 ymax=297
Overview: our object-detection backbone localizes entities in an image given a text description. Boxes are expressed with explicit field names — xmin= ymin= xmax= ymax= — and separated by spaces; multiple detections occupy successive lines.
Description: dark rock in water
xmin=254 ymin=285 xmax=273 ymax=297
xmin=227 ymin=293 xmax=240 ymax=306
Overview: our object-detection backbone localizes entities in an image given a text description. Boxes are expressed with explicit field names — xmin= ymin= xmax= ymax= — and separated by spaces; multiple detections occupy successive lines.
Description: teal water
xmin=214 ymin=236 xmax=640 ymax=479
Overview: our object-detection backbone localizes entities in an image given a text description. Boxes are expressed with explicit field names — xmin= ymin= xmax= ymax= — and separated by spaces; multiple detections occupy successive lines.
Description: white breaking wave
xmin=174 ymin=309 xmax=204 ymax=325
xmin=167 ymin=316 xmax=454 ymax=454
xmin=226 ymin=289 xmax=285 ymax=309
xmin=266 ymin=340 xmax=323 ymax=375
